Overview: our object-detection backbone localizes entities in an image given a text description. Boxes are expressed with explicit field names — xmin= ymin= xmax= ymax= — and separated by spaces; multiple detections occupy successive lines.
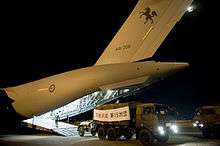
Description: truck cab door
xmin=141 ymin=106 xmax=157 ymax=128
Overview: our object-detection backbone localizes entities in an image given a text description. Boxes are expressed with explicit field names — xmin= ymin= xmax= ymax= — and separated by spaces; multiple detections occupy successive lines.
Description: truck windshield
xmin=155 ymin=105 xmax=177 ymax=118
xmin=143 ymin=107 xmax=153 ymax=114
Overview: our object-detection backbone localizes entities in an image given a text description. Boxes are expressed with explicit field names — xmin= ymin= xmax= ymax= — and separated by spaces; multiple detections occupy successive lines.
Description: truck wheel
xmin=91 ymin=128 xmax=96 ymax=136
xmin=78 ymin=126 xmax=85 ymax=137
xmin=107 ymin=127 xmax=117 ymax=141
xmin=98 ymin=127 xmax=106 ymax=140
xmin=157 ymin=133 xmax=169 ymax=143
xmin=115 ymin=129 xmax=122 ymax=139
xmin=139 ymin=129 xmax=153 ymax=146
xmin=124 ymin=128 xmax=133 ymax=140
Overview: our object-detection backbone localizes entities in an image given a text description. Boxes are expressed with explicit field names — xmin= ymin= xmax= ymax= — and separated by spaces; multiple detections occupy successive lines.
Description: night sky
xmin=0 ymin=0 xmax=219 ymax=119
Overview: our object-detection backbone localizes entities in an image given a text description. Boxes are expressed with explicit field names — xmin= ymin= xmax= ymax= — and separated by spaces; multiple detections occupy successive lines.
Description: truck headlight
xmin=199 ymin=123 xmax=204 ymax=128
xmin=193 ymin=123 xmax=197 ymax=127
xmin=170 ymin=124 xmax=178 ymax=134
xmin=158 ymin=126 xmax=165 ymax=135
xmin=193 ymin=121 xmax=199 ymax=127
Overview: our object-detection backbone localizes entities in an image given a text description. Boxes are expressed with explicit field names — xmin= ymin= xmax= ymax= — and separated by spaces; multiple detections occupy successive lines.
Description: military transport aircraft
xmin=0 ymin=0 xmax=193 ymax=127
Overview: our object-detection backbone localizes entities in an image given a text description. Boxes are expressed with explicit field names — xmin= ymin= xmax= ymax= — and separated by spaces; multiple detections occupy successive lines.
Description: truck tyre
xmin=139 ymin=129 xmax=153 ymax=146
xmin=78 ymin=126 xmax=85 ymax=137
xmin=124 ymin=128 xmax=133 ymax=140
xmin=98 ymin=127 xmax=106 ymax=140
xmin=136 ymin=130 xmax=139 ymax=140
xmin=91 ymin=128 xmax=96 ymax=136
xmin=157 ymin=133 xmax=169 ymax=143
xmin=107 ymin=127 xmax=117 ymax=141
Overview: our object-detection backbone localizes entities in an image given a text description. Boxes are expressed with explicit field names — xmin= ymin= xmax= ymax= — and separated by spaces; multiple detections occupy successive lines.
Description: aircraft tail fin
xmin=95 ymin=0 xmax=193 ymax=65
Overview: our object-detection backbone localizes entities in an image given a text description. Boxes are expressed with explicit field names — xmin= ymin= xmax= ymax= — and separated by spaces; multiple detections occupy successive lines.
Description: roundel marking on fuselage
xmin=49 ymin=84 xmax=56 ymax=93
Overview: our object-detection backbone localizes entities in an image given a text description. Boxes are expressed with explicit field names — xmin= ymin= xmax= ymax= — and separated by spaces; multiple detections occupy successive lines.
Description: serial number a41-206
xmin=115 ymin=44 xmax=131 ymax=51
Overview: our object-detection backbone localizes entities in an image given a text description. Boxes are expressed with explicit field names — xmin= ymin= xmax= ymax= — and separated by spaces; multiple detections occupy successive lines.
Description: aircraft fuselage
xmin=3 ymin=61 xmax=188 ymax=117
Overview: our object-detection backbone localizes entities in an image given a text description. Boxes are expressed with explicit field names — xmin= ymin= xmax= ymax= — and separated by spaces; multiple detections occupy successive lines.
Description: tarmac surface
xmin=0 ymin=133 xmax=220 ymax=146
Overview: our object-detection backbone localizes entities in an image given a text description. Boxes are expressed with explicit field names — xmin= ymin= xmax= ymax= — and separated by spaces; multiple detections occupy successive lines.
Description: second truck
xmin=193 ymin=105 xmax=220 ymax=138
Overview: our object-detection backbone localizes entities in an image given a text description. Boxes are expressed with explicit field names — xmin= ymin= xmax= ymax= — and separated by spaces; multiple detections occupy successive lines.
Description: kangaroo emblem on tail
xmin=140 ymin=7 xmax=157 ymax=24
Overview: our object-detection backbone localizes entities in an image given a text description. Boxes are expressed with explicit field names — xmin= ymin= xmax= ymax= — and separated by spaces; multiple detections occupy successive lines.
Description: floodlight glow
xmin=106 ymin=90 xmax=114 ymax=96
xmin=187 ymin=6 xmax=194 ymax=12
xmin=93 ymin=91 xmax=99 ymax=96
xmin=124 ymin=89 xmax=130 ymax=93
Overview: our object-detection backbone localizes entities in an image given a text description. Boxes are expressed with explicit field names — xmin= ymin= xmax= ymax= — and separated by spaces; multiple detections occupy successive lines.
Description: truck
xmin=77 ymin=120 xmax=96 ymax=136
xmin=192 ymin=105 xmax=220 ymax=137
xmin=93 ymin=102 xmax=178 ymax=145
